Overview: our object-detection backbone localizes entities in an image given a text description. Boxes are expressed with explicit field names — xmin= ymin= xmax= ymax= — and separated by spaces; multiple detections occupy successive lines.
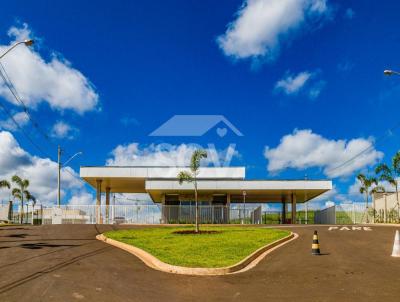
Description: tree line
xmin=0 ymin=175 xmax=35 ymax=224
xmin=357 ymin=151 xmax=400 ymax=222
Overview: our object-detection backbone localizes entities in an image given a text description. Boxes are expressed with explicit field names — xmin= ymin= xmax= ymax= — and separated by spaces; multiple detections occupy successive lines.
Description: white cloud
xmin=312 ymin=185 xmax=337 ymax=202
xmin=0 ymin=112 xmax=29 ymax=131
xmin=325 ymin=200 xmax=334 ymax=207
xmin=348 ymin=177 xmax=398 ymax=198
xmin=51 ymin=121 xmax=79 ymax=139
xmin=275 ymin=71 xmax=312 ymax=94
xmin=106 ymin=143 xmax=240 ymax=168
xmin=68 ymin=192 xmax=96 ymax=206
xmin=217 ymin=0 xmax=330 ymax=60
xmin=275 ymin=70 xmax=326 ymax=99
xmin=344 ymin=8 xmax=355 ymax=19
xmin=0 ymin=130 xmax=88 ymax=205
xmin=308 ymin=80 xmax=325 ymax=99
xmin=0 ymin=23 xmax=99 ymax=114
xmin=264 ymin=129 xmax=383 ymax=178
xmin=337 ymin=60 xmax=354 ymax=73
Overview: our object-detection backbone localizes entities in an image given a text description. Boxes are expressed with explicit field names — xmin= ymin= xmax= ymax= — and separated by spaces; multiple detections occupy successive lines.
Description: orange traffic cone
xmin=312 ymin=230 xmax=321 ymax=255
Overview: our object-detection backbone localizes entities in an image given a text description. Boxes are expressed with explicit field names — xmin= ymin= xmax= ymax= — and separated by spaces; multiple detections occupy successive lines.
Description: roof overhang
xmin=80 ymin=166 xmax=245 ymax=193
xmin=145 ymin=180 xmax=332 ymax=203
xmin=80 ymin=166 xmax=332 ymax=203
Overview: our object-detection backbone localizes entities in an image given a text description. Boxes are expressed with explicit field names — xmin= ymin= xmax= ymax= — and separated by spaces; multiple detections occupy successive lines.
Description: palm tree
xmin=26 ymin=192 xmax=36 ymax=224
xmin=0 ymin=179 xmax=11 ymax=221
xmin=357 ymin=173 xmax=385 ymax=223
xmin=375 ymin=151 xmax=400 ymax=221
xmin=177 ymin=149 xmax=207 ymax=233
xmin=11 ymin=175 xmax=32 ymax=224
xmin=0 ymin=179 xmax=10 ymax=190
xmin=0 ymin=179 xmax=10 ymax=200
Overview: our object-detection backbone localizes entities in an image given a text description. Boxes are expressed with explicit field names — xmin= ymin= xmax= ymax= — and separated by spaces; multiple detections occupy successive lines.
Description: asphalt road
xmin=0 ymin=224 xmax=399 ymax=302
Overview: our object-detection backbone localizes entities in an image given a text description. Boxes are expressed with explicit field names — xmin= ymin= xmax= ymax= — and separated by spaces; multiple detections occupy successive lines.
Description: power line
xmin=0 ymin=99 xmax=52 ymax=159
xmin=0 ymin=62 xmax=77 ymax=160
xmin=0 ymin=62 xmax=56 ymax=146
xmin=62 ymin=167 xmax=96 ymax=192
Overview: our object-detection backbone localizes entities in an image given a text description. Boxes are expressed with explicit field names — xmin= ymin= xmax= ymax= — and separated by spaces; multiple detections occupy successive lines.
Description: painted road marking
xmin=328 ymin=226 xmax=372 ymax=231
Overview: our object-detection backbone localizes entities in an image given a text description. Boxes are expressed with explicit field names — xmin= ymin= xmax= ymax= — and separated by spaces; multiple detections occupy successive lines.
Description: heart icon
xmin=216 ymin=127 xmax=227 ymax=137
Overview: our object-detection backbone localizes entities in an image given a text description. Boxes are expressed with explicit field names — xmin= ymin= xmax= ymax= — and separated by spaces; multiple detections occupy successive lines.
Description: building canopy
xmin=80 ymin=166 xmax=332 ymax=203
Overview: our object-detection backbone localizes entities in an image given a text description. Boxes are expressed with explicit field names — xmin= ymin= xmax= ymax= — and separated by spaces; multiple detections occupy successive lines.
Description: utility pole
xmin=57 ymin=148 xmax=82 ymax=208
xmin=57 ymin=145 xmax=62 ymax=207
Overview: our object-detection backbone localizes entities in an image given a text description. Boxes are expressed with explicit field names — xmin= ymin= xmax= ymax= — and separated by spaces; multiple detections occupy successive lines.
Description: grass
xmin=105 ymin=226 xmax=290 ymax=268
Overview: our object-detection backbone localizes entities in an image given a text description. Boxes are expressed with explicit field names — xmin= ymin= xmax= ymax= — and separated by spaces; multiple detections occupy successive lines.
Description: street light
xmin=384 ymin=69 xmax=400 ymax=76
xmin=0 ymin=39 xmax=34 ymax=60
xmin=57 ymin=146 xmax=83 ymax=207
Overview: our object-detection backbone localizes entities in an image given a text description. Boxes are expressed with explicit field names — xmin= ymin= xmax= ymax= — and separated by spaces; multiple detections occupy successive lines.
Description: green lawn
xmin=105 ymin=226 xmax=290 ymax=268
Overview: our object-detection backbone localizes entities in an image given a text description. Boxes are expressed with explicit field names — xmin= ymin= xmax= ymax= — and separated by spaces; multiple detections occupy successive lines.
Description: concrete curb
xmin=96 ymin=231 xmax=298 ymax=276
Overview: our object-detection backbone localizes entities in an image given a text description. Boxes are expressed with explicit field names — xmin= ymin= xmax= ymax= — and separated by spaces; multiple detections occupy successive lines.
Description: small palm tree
xmin=11 ymin=175 xmax=32 ymax=224
xmin=26 ymin=192 xmax=36 ymax=224
xmin=1 ymin=179 xmax=11 ymax=221
xmin=0 ymin=179 xmax=10 ymax=190
xmin=177 ymin=149 xmax=207 ymax=233
xmin=0 ymin=179 xmax=10 ymax=197
xmin=357 ymin=173 xmax=384 ymax=223
xmin=375 ymin=151 xmax=400 ymax=221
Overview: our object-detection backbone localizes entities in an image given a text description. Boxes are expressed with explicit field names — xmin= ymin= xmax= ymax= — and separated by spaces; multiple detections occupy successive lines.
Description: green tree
xmin=357 ymin=173 xmax=384 ymax=223
xmin=177 ymin=149 xmax=207 ymax=233
xmin=0 ymin=179 xmax=10 ymax=191
xmin=375 ymin=151 xmax=400 ymax=221
xmin=1 ymin=179 xmax=11 ymax=220
xmin=11 ymin=175 xmax=32 ymax=224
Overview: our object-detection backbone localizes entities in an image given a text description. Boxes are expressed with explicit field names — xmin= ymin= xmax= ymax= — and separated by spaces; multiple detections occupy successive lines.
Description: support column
xmin=105 ymin=187 xmax=110 ymax=224
xmin=281 ymin=196 xmax=286 ymax=224
xmin=291 ymin=192 xmax=297 ymax=224
xmin=96 ymin=179 xmax=102 ymax=224
xmin=161 ymin=194 xmax=166 ymax=224
xmin=384 ymin=194 xmax=387 ymax=223
xmin=226 ymin=193 xmax=231 ymax=224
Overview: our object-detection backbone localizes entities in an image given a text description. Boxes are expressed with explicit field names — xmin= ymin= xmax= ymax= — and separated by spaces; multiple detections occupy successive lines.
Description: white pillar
xmin=96 ymin=179 xmax=102 ymax=224
xmin=106 ymin=187 xmax=110 ymax=224
xmin=291 ymin=193 xmax=297 ymax=224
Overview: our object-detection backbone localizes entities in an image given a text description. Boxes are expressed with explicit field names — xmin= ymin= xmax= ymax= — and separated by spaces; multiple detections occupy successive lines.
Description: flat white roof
xmin=80 ymin=166 xmax=245 ymax=179
xmin=80 ymin=166 xmax=332 ymax=203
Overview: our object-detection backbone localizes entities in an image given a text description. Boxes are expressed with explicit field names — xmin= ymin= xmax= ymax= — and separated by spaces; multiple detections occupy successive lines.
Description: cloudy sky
xmin=0 ymin=0 xmax=399 ymax=207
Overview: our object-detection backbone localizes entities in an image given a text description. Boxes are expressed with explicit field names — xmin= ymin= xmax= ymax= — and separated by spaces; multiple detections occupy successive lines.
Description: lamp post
xmin=0 ymin=39 xmax=34 ymax=60
xmin=384 ymin=69 xmax=400 ymax=76
xmin=57 ymin=146 xmax=82 ymax=207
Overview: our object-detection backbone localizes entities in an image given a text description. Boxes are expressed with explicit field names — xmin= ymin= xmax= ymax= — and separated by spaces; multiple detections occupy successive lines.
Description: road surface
xmin=0 ymin=224 xmax=399 ymax=301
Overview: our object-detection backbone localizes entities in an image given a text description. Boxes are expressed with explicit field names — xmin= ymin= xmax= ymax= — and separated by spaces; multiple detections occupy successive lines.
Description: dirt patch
xmin=172 ymin=230 xmax=222 ymax=235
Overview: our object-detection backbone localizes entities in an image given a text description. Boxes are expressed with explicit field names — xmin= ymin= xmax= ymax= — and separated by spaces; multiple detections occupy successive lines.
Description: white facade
xmin=80 ymin=166 xmax=332 ymax=203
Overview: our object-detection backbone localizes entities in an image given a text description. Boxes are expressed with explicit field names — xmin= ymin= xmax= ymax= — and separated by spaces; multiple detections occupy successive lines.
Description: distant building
xmin=373 ymin=192 xmax=400 ymax=223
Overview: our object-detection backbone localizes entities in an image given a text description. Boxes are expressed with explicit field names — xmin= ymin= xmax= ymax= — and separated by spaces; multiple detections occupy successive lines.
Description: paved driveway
xmin=0 ymin=224 xmax=399 ymax=301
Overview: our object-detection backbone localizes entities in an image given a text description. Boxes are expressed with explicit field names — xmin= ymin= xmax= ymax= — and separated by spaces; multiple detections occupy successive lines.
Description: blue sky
xmin=0 ymin=0 xmax=400 ymax=206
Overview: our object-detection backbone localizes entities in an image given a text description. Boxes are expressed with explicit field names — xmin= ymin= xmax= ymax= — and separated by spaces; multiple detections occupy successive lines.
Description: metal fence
xmin=4 ymin=202 xmax=378 ymax=225
xmin=315 ymin=203 xmax=373 ymax=224
xmin=314 ymin=206 xmax=336 ymax=224
xmin=34 ymin=205 xmax=268 ymax=225
xmin=6 ymin=204 xmax=43 ymax=225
